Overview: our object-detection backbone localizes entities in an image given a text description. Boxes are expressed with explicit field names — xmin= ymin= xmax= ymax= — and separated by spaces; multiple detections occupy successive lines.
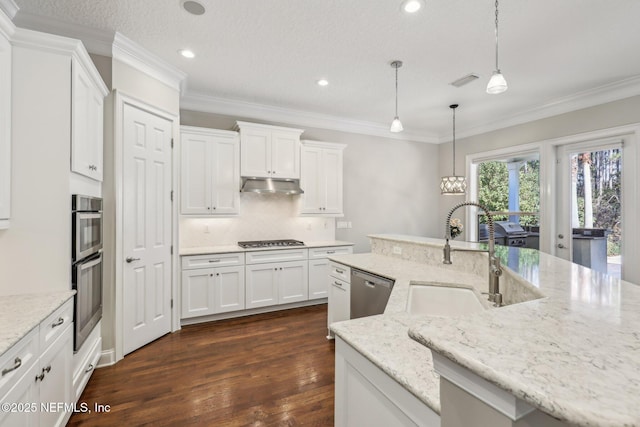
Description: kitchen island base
xmin=335 ymin=337 xmax=439 ymax=427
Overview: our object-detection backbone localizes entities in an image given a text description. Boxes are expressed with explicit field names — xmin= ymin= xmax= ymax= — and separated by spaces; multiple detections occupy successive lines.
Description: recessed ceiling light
xmin=317 ymin=79 xmax=329 ymax=87
xmin=179 ymin=49 xmax=195 ymax=59
xmin=182 ymin=0 xmax=206 ymax=15
xmin=401 ymin=0 xmax=423 ymax=13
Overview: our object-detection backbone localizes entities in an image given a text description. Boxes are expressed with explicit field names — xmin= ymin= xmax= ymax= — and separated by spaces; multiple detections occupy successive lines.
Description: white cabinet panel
xmin=214 ymin=266 xmax=245 ymax=313
xmin=71 ymin=57 xmax=104 ymax=181
xmin=181 ymin=268 xmax=215 ymax=318
xmin=181 ymin=252 xmax=244 ymax=269
xmin=278 ymin=260 xmax=308 ymax=304
xmin=0 ymin=362 xmax=39 ymax=427
xmin=237 ymin=121 xmax=303 ymax=179
xmin=245 ymin=263 xmax=279 ymax=309
xmin=300 ymin=141 xmax=345 ymax=215
xmin=328 ymin=277 xmax=350 ymax=336
xmin=38 ymin=325 xmax=73 ymax=427
xmin=180 ymin=126 xmax=240 ymax=215
xmin=309 ymin=258 xmax=329 ymax=299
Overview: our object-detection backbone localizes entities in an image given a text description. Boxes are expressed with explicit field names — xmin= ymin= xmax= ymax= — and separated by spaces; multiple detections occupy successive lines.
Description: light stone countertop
xmin=329 ymin=234 xmax=640 ymax=426
xmin=180 ymin=240 xmax=354 ymax=256
xmin=0 ymin=291 xmax=76 ymax=357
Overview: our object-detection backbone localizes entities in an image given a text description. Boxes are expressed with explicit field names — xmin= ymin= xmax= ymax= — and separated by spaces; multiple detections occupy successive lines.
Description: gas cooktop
xmin=237 ymin=239 xmax=305 ymax=249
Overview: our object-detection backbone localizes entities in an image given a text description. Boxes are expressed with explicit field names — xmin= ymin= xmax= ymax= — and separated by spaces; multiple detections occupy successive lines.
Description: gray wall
xmin=437 ymin=95 xmax=640 ymax=230
xmin=180 ymin=110 xmax=441 ymax=253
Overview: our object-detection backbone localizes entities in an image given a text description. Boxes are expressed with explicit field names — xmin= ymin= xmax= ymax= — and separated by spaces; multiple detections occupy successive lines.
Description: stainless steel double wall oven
xmin=72 ymin=195 xmax=103 ymax=352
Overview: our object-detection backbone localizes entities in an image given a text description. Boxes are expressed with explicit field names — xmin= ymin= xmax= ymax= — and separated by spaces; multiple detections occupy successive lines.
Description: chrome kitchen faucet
xmin=443 ymin=201 xmax=503 ymax=306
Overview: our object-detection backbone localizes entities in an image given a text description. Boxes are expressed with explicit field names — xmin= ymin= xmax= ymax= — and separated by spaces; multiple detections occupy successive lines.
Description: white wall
xmin=180 ymin=110 xmax=441 ymax=253
xmin=0 ymin=46 xmax=72 ymax=295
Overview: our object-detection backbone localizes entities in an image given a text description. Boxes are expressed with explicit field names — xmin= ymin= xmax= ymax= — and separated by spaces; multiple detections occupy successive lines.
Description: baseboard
xmin=97 ymin=348 xmax=116 ymax=367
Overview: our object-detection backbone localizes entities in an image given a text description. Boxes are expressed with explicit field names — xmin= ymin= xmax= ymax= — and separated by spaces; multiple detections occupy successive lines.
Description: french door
xmin=556 ymin=139 xmax=623 ymax=277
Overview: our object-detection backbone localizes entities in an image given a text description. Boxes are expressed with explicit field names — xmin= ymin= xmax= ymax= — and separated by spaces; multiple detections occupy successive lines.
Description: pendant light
xmin=486 ymin=0 xmax=508 ymax=94
xmin=390 ymin=60 xmax=404 ymax=133
xmin=440 ymin=104 xmax=467 ymax=195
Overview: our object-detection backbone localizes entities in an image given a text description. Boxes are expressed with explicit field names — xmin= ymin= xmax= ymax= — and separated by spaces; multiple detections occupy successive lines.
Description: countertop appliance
xmin=350 ymin=269 xmax=395 ymax=319
xmin=237 ymin=239 xmax=305 ymax=249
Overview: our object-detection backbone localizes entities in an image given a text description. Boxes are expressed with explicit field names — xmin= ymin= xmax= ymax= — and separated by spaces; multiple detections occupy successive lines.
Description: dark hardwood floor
xmin=68 ymin=304 xmax=335 ymax=426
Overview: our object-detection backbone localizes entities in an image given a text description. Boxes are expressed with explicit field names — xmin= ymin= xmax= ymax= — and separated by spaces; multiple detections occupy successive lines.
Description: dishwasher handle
xmin=351 ymin=269 xmax=394 ymax=289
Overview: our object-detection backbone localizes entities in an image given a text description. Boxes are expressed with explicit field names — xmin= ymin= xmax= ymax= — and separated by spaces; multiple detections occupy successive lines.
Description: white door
xmin=123 ymin=103 xmax=173 ymax=355
xmin=556 ymin=139 xmax=623 ymax=276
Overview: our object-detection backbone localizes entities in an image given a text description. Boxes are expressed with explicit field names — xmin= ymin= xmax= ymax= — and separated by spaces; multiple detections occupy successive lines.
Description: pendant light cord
xmin=452 ymin=107 xmax=456 ymax=175
xmin=394 ymin=65 xmax=399 ymax=117
xmin=494 ymin=0 xmax=499 ymax=71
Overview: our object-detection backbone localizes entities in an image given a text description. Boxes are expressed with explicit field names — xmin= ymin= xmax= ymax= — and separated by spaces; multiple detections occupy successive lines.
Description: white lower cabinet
xmin=309 ymin=246 xmax=353 ymax=300
xmin=0 ymin=299 xmax=74 ymax=427
xmin=245 ymin=260 xmax=308 ymax=308
xmin=181 ymin=254 xmax=246 ymax=318
xmin=327 ymin=262 xmax=351 ymax=338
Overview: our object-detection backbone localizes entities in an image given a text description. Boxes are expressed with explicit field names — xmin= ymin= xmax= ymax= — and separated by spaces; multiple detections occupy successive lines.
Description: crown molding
xmin=0 ymin=0 xmax=17 ymax=20
xmin=112 ymin=32 xmax=186 ymax=92
xmin=181 ymin=91 xmax=439 ymax=144
xmin=13 ymin=11 xmax=113 ymax=56
xmin=13 ymin=11 xmax=186 ymax=92
xmin=0 ymin=4 xmax=15 ymax=38
xmin=454 ymin=75 xmax=640 ymax=142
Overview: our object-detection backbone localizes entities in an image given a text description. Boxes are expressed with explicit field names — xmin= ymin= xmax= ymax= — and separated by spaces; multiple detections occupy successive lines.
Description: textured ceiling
xmin=12 ymin=0 xmax=640 ymax=141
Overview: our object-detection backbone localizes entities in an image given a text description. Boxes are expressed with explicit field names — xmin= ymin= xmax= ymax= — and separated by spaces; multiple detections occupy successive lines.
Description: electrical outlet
xmin=337 ymin=221 xmax=348 ymax=229
xmin=347 ymin=221 xmax=353 ymax=229
xmin=392 ymin=246 xmax=402 ymax=255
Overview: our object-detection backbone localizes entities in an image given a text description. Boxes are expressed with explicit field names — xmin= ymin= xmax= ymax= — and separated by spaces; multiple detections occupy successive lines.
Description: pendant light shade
xmin=487 ymin=0 xmax=508 ymax=94
xmin=487 ymin=70 xmax=508 ymax=94
xmin=390 ymin=60 xmax=404 ymax=133
xmin=441 ymin=104 xmax=467 ymax=195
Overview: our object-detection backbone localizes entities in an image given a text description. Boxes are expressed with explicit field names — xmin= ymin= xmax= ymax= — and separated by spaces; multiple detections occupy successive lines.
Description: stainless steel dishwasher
xmin=350 ymin=269 xmax=395 ymax=319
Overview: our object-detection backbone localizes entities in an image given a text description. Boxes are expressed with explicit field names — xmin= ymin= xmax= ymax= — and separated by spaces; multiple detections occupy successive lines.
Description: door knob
xmin=126 ymin=257 xmax=141 ymax=263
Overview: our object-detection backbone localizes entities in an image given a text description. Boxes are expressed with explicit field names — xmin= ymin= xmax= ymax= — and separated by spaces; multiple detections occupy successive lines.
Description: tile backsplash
xmin=180 ymin=193 xmax=335 ymax=248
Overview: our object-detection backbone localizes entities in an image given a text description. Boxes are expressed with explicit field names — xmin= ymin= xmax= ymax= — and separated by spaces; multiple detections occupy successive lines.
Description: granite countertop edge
xmin=0 ymin=291 xmax=76 ymax=357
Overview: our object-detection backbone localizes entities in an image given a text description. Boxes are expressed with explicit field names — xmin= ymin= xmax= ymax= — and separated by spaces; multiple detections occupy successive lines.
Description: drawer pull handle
xmin=208 ymin=259 xmax=220 ymax=263
xmin=2 ymin=357 xmax=22 ymax=376
xmin=326 ymin=251 xmax=335 ymax=254
xmin=85 ymin=364 xmax=94 ymax=373
xmin=51 ymin=317 xmax=64 ymax=328
xmin=334 ymin=281 xmax=342 ymax=287
xmin=335 ymin=268 xmax=344 ymax=274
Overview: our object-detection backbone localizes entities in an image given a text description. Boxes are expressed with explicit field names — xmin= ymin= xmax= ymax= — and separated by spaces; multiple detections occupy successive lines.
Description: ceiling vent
xmin=450 ymin=73 xmax=479 ymax=88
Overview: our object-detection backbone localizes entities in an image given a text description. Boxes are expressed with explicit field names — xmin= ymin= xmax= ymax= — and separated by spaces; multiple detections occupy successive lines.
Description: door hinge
xmin=171 ymin=299 xmax=173 ymax=309
xmin=170 ymin=190 xmax=174 ymax=202
xmin=171 ymin=138 xmax=174 ymax=148
xmin=170 ymin=245 xmax=173 ymax=255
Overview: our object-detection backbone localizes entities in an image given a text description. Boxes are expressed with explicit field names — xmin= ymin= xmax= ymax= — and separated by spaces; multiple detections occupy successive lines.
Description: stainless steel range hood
xmin=240 ymin=177 xmax=304 ymax=195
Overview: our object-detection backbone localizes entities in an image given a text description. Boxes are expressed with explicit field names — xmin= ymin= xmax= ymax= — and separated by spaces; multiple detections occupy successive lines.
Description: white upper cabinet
xmin=236 ymin=121 xmax=303 ymax=179
xmin=0 ymin=25 xmax=11 ymax=228
xmin=300 ymin=140 xmax=346 ymax=216
xmin=180 ymin=126 xmax=240 ymax=215
xmin=71 ymin=57 xmax=106 ymax=181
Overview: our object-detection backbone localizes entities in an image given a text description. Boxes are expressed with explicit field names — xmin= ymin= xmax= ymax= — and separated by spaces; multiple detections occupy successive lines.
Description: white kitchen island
xmin=329 ymin=234 xmax=640 ymax=427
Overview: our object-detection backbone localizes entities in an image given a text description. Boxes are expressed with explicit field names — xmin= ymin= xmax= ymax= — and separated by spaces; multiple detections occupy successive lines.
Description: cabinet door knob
xmin=216 ymin=273 xmax=220 ymax=276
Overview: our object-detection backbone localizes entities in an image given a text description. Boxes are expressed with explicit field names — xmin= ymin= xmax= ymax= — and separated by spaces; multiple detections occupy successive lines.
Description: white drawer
xmin=0 ymin=327 xmax=38 ymax=399
xmin=309 ymin=246 xmax=353 ymax=259
xmin=182 ymin=252 xmax=245 ymax=269
xmin=73 ymin=335 xmax=101 ymax=401
xmin=329 ymin=262 xmax=351 ymax=282
xmin=39 ymin=299 xmax=73 ymax=352
xmin=245 ymin=248 xmax=308 ymax=265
